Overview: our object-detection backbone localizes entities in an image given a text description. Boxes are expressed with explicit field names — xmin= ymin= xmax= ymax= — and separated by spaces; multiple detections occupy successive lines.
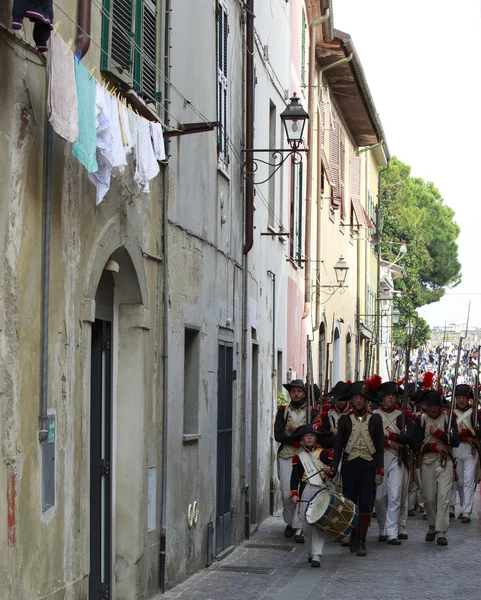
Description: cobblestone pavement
xmin=159 ymin=491 xmax=481 ymax=600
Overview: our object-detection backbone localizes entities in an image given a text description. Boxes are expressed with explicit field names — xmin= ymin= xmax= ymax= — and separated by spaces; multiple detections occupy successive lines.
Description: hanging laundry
xmin=127 ymin=110 xmax=138 ymax=150
xmin=133 ymin=116 xmax=159 ymax=193
xmin=118 ymin=102 xmax=133 ymax=154
xmin=12 ymin=0 xmax=54 ymax=52
xmin=46 ymin=33 xmax=78 ymax=143
xmin=88 ymin=83 xmax=127 ymax=205
xmin=72 ymin=60 xmax=98 ymax=173
xmin=150 ymin=122 xmax=166 ymax=161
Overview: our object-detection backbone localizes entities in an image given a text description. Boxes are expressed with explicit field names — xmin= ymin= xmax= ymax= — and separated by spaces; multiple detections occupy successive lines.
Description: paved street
xmin=160 ymin=491 xmax=481 ymax=600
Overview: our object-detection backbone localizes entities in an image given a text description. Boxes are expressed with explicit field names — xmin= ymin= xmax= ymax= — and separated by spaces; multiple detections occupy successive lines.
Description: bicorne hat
xmin=378 ymin=381 xmax=398 ymax=398
xmin=283 ymin=379 xmax=307 ymax=393
xmin=454 ymin=384 xmax=473 ymax=399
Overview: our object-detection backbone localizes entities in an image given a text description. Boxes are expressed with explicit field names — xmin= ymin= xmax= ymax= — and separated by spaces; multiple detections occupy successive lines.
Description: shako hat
xmin=283 ymin=379 xmax=306 ymax=392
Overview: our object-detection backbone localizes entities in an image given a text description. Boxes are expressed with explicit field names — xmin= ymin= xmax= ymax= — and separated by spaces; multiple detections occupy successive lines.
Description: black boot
xmin=357 ymin=534 xmax=367 ymax=556
xmin=349 ymin=529 xmax=358 ymax=553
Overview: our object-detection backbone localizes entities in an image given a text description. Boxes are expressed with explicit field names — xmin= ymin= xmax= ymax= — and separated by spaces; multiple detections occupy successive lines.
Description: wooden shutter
xmin=349 ymin=154 xmax=373 ymax=228
xmin=301 ymin=10 xmax=307 ymax=87
xmin=101 ymin=0 xmax=134 ymax=85
xmin=340 ymin=131 xmax=346 ymax=219
xmin=330 ymin=119 xmax=341 ymax=209
xmin=217 ymin=2 xmax=228 ymax=166
xmin=139 ymin=0 xmax=158 ymax=103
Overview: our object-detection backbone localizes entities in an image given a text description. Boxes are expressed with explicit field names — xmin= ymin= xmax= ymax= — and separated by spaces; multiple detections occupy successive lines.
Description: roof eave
xmin=334 ymin=29 xmax=391 ymax=163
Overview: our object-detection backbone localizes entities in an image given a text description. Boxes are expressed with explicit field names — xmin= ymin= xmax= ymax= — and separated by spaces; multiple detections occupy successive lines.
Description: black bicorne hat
xmin=283 ymin=379 xmax=307 ymax=392
xmin=415 ymin=389 xmax=444 ymax=406
xmin=455 ymin=384 xmax=473 ymax=399
xmin=378 ymin=381 xmax=398 ymax=397
xmin=329 ymin=381 xmax=351 ymax=400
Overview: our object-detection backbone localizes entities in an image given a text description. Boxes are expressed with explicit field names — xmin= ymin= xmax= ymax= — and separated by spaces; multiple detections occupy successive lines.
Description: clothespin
xmin=109 ymin=84 xmax=116 ymax=97
xmin=67 ymin=39 xmax=74 ymax=53
xmin=88 ymin=66 xmax=97 ymax=80
xmin=53 ymin=21 xmax=61 ymax=35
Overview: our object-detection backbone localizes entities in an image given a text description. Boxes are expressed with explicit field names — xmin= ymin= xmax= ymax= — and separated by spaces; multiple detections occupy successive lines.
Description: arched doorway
xmin=83 ymin=227 xmax=150 ymax=599
xmin=346 ymin=330 xmax=352 ymax=382
xmin=333 ymin=325 xmax=341 ymax=385
xmin=318 ymin=321 xmax=326 ymax=394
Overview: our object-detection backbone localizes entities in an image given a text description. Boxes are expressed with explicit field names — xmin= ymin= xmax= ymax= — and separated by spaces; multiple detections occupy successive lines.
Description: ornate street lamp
xmin=242 ymin=92 xmax=309 ymax=185
xmin=280 ymin=93 xmax=309 ymax=149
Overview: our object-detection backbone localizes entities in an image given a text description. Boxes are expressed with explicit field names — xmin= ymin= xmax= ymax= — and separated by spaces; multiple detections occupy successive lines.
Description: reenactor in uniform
xmin=374 ymin=381 xmax=414 ymax=545
xmin=413 ymin=389 xmax=459 ymax=545
xmin=313 ymin=381 xmax=351 ymax=443
xmin=331 ymin=379 xmax=384 ymax=556
xmin=450 ymin=384 xmax=480 ymax=523
xmin=274 ymin=379 xmax=318 ymax=541
xmin=289 ymin=423 xmax=332 ymax=568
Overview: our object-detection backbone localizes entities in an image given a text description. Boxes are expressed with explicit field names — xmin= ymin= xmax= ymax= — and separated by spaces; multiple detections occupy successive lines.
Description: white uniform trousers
xmin=399 ymin=465 xmax=409 ymax=528
xmin=375 ymin=450 xmax=405 ymax=539
xmin=450 ymin=442 xmax=477 ymax=515
xmin=421 ymin=458 xmax=453 ymax=533
xmin=279 ymin=456 xmax=301 ymax=528
xmin=299 ymin=483 xmax=326 ymax=557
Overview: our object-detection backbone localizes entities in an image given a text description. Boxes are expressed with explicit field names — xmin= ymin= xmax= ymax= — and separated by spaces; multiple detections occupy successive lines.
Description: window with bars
xmin=217 ymin=1 xmax=229 ymax=168
xmin=100 ymin=0 xmax=160 ymax=105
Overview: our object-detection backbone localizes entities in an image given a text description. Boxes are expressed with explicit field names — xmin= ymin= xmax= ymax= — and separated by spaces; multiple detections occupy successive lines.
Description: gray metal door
xmin=216 ymin=343 xmax=234 ymax=555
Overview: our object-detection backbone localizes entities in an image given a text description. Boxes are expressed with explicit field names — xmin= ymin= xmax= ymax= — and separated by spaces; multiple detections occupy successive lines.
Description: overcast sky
xmin=333 ymin=0 xmax=481 ymax=328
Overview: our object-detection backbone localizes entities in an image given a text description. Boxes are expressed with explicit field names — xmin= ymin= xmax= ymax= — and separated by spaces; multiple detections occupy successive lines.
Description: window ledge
xmin=182 ymin=433 xmax=201 ymax=443
xmin=217 ymin=163 xmax=231 ymax=182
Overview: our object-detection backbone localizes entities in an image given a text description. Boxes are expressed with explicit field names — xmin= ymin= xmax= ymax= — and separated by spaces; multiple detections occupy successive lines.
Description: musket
xmin=444 ymin=304 xmax=471 ymax=465
xmin=398 ymin=328 xmax=412 ymax=465
xmin=437 ymin=321 xmax=447 ymax=389
xmin=472 ymin=345 xmax=480 ymax=456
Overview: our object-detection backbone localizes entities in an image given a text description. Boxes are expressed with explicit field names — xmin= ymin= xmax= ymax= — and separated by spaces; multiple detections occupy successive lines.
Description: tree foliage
xmin=380 ymin=157 xmax=461 ymax=346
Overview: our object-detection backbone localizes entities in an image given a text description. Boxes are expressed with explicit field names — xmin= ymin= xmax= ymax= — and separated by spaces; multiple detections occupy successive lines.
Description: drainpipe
xmin=302 ymin=10 xmax=329 ymax=320
xmin=39 ymin=121 xmax=52 ymax=443
xmin=244 ymin=0 xmax=255 ymax=254
xmin=375 ymin=165 xmax=389 ymax=374
xmin=159 ymin=0 xmax=172 ymax=591
xmin=75 ymin=0 xmax=91 ymax=58
xmin=159 ymin=166 xmax=170 ymax=592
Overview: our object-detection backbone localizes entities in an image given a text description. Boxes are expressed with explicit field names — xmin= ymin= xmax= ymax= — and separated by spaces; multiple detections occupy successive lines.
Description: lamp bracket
xmin=241 ymin=148 xmax=308 ymax=184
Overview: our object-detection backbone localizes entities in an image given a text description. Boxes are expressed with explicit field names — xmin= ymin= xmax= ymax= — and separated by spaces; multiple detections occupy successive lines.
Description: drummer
xmin=330 ymin=378 xmax=385 ymax=557
xmin=290 ymin=423 xmax=333 ymax=568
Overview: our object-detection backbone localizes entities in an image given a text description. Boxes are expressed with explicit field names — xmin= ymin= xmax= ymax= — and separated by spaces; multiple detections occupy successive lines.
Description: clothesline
xmin=47 ymin=30 xmax=166 ymax=205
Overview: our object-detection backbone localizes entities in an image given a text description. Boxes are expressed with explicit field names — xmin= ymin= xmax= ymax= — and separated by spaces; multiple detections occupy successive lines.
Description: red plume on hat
xmin=422 ymin=371 xmax=434 ymax=390
xmin=347 ymin=380 xmax=352 ymax=385
xmin=365 ymin=374 xmax=382 ymax=390
xmin=396 ymin=379 xmax=404 ymax=387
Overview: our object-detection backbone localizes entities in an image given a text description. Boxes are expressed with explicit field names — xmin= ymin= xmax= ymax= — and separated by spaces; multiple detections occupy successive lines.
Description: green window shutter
xmin=301 ymin=10 xmax=306 ymax=87
xmin=135 ymin=0 xmax=158 ymax=103
xmin=101 ymin=0 xmax=159 ymax=104
xmin=101 ymin=0 xmax=134 ymax=85
xmin=217 ymin=1 xmax=228 ymax=166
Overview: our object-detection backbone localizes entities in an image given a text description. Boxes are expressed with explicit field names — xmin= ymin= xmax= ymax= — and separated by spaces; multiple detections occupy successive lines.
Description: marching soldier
xmin=331 ymin=378 xmax=384 ymax=557
xmin=374 ymin=381 xmax=414 ymax=545
xmin=413 ymin=389 xmax=460 ymax=545
xmin=450 ymin=384 xmax=480 ymax=523
xmin=274 ymin=379 xmax=318 ymax=541
xmin=313 ymin=381 xmax=351 ymax=442
xmin=289 ymin=423 xmax=332 ymax=568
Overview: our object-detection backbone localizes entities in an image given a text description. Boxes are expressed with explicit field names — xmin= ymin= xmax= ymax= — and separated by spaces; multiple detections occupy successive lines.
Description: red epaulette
xmin=322 ymin=403 xmax=331 ymax=412
xmin=452 ymin=412 xmax=457 ymax=419
xmin=292 ymin=455 xmax=299 ymax=465
xmin=320 ymin=411 xmax=329 ymax=419
xmin=327 ymin=449 xmax=334 ymax=460
xmin=277 ymin=405 xmax=286 ymax=411
xmin=406 ymin=409 xmax=413 ymax=418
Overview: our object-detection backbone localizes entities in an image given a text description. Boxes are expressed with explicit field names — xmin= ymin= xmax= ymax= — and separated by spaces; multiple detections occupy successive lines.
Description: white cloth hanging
xmin=134 ymin=116 xmax=159 ymax=193
xmin=150 ymin=122 xmax=166 ymax=161
xmin=47 ymin=33 xmax=79 ymax=143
